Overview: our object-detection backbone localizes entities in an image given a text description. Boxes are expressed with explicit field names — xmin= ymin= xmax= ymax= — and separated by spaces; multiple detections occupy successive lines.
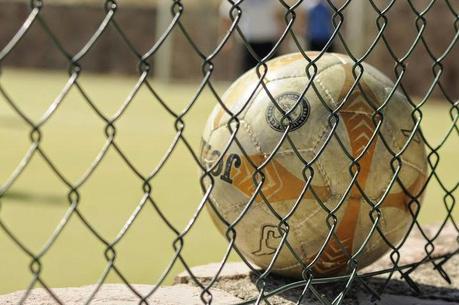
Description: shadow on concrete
xmin=248 ymin=270 xmax=459 ymax=305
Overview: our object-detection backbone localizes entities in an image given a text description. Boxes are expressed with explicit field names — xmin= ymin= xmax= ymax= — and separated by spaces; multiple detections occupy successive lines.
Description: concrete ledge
xmin=174 ymin=258 xmax=459 ymax=304
xmin=175 ymin=262 xmax=259 ymax=285
xmin=0 ymin=284 xmax=242 ymax=305
xmin=175 ymin=225 xmax=459 ymax=304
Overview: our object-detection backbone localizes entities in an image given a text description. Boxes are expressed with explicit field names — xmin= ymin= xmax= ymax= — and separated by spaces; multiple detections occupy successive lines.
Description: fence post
xmin=154 ymin=1 xmax=173 ymax=82
xmin=345 ymin=1 xmax=373 ymax=55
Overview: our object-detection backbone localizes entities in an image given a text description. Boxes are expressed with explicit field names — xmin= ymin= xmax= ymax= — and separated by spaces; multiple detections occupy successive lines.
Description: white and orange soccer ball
xmin=200 ymin=52 xmax=427 ymax=278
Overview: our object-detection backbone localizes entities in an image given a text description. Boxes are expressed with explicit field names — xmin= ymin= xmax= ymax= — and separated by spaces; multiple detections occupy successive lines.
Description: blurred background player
xmin=219 ymin=0 xmax=282 ymax=71
xmin=300 ymin=0 xmax=335 ymax=52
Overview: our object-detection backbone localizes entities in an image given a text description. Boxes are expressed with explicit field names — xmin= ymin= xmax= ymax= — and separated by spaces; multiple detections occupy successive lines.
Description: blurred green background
xmin=0 ymin=68 xmax=234 ymax=294
xmin=0 ymin=68 xmax=458 ymax=294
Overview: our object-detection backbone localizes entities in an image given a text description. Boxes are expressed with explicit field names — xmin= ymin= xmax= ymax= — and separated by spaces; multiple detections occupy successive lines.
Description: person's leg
xmin=309 ymin=39 xmax=324 ymax=51
xmin=242 ymin=41 xmax=276 ymax=72
xmin=242 ymin=43 xmax=259 ymax=72
xmin=327 ymin=42 xmax=335 ymax=53
xmin=253 ymin=41 xmax=276 ymax=61
xmin=309 ymin=39 xmax=334 ymax=52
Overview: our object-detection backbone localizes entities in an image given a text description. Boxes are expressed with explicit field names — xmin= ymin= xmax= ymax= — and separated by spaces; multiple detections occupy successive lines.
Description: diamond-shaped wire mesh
xmin=0 ymin=0 xmax=458 ymax=304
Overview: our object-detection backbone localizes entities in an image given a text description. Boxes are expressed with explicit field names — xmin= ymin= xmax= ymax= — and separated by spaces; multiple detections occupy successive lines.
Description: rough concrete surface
xmin=175 ymin=257 xmax=459 ymax=304
xmin=176 ymin=225 xmax=459 ymax=304
xmin=0 ymin=284 xmax=241 ymax=305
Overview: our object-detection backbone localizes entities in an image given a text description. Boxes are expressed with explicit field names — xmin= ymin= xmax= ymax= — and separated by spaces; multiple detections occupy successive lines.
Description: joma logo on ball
xmin=201 ymin=140 xmax=241 ymax=184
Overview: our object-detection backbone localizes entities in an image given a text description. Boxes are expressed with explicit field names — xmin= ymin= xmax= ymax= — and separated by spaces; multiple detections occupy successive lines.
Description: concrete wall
xmin=0 ymin=2 xmax=158 ymax=74
xmin=0 ymin=1 xmax=238 ymax=80
xmin=0 ymin=1 xmax=458 ymax=99
xmin=364 ymin=0 xmax=459 ymax=100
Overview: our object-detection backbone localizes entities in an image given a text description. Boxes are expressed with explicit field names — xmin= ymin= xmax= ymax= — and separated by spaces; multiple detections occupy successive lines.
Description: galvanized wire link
xmin=0 ymin=0 xmax=458 ymax=305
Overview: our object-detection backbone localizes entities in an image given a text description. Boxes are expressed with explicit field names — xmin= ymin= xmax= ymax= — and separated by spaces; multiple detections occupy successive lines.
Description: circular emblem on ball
xmin=266 ymin=92 xmax=310 ymax=132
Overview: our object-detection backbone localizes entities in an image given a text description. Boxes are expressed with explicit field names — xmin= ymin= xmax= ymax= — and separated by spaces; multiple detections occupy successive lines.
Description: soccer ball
xmin=200 ymin=52 xmax=427 ymax=278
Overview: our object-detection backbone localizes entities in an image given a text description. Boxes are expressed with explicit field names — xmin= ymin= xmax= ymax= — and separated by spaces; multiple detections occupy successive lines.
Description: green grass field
xmin=0 ymin=68 xmax=457 ymax=294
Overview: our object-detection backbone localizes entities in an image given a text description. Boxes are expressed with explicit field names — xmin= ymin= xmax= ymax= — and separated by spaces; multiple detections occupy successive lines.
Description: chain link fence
xmin=0 ymin=0 xmax=458 ymax=304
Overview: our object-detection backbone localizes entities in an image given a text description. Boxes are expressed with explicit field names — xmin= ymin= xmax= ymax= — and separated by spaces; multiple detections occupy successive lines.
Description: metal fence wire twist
xmin=0 ymin=0 xmax=458 ymax=304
